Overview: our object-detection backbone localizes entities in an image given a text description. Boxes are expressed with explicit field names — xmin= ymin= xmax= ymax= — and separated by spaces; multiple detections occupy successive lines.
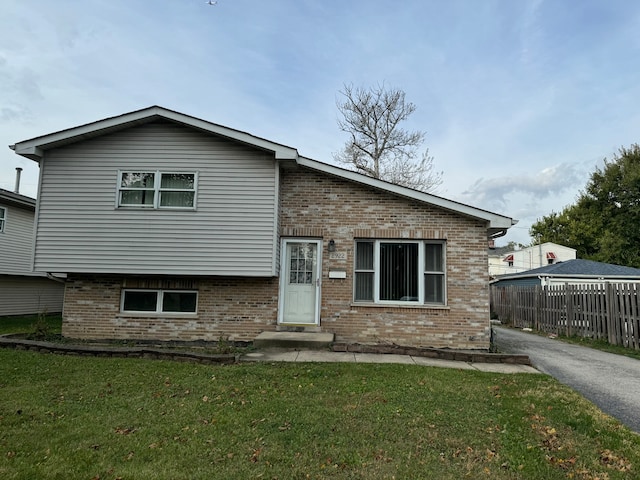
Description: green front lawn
xmin=0 ymin=314 xmax=62 ymax=337
xmin=0 ymin=347 xmax=638 ymax=479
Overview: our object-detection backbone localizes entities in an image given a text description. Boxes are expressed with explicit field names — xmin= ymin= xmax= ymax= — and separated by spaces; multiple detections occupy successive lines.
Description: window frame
xmin=120 ymin=289 xmax=199 ymax=314
xmin=353 ymin=239 xmax=447 ymax=306
xmin=116 ymin=171 xmax=198 ymax=210
xmin=0 ymin=207 xmax=5 ymax=233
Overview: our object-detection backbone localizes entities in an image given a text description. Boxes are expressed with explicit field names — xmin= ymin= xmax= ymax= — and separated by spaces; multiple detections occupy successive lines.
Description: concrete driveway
xmin=494 ymin=326 xmax=640 ymax=433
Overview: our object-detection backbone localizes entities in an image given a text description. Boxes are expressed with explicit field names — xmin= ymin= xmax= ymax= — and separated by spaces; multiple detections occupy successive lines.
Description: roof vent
xmin=14 ymin=167 xmax=23 ymax=194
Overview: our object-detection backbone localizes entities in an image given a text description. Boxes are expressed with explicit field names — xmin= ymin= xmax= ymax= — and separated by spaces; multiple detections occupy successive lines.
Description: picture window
xmin=354 ymin=240 xmax=446 ymax=305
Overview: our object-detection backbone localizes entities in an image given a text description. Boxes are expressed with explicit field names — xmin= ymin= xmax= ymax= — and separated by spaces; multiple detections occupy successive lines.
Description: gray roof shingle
xmin=495 ymin=259 xmax=640 ymax=280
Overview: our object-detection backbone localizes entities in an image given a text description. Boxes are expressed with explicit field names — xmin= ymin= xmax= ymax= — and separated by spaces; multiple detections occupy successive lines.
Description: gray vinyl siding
xmin=0 ymin=276 xmax=64 ymax=316
xmin=34 ymin=120 xmax=279 ymax=276
xmin=0 ymin=203 xmax=35 ymax=275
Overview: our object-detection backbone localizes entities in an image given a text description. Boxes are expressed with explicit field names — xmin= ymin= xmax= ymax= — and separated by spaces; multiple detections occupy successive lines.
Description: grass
xmin=0 ymin=314 xmax=62 ymax=337
xmin=0 ymin=317 xmax=639 ymax=479
xmin=557 ymin=335 xmax=640 ymax=362
xmin=1 ymin=352 xmax=639 ymax=479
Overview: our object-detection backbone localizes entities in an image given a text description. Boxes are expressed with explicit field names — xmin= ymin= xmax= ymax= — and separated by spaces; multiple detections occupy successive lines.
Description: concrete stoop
xmin=253 ymin=331 xmax=334 ymax=350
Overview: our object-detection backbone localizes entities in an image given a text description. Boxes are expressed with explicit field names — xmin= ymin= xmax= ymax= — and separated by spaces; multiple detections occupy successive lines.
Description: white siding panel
xmin=0 ymin=276 xmax=64 ymax=316
xmin=34 ymin=120 xmax=279 ymax=276
xmin=0 ymin=203 xmax=35 ymax=275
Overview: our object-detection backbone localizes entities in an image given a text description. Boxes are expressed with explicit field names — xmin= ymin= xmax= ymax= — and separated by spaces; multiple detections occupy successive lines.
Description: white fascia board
xmin=11 ymin=106 xmax=299 ymax=162
xmin=492 ymin=273 xmax=640 ymax=284
xmin=296 ymin=156 xmax=516 ymax=230
xmin=158 ymin=108 xmax=299 ymax=159
xmin=539 ymin=242 xmax=577 ymax=253
xmin=0 ymin=190 xmax=36 ymax=210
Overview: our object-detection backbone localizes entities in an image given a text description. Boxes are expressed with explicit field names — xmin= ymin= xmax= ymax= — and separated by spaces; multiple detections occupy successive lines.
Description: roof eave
xmin=0 ymin=189 xmax=36 ymax=209
xmin=11 ymin=106 xmax=299 ymax=162
xmin=296 ymin=156 xmax=516 ymax=229
xmin=492 ymin=273 xmax=640 ymax=283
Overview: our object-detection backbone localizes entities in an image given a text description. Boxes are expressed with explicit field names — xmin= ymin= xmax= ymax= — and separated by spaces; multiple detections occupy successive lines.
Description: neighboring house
xmin=11 ymin=106 xmax=515 ymax=349
xmin=491 ymin=259 xmax=640 ymax=288
xmin=0 ymin=188 xmax=65 ymax=316
xmin=489 ymin=242 xmax=576 ymax=278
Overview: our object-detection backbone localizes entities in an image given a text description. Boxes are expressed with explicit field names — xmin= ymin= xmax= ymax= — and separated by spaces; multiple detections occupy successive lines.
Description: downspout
xmin=488 ymin=228 xmax=508 ymax=239
xmin=539 ymin=240 xmax=542 ymax=268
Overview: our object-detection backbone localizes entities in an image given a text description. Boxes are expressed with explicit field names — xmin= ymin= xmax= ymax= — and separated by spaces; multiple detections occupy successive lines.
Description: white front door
xmin=279 ymin=240 xmax=321 ymax=325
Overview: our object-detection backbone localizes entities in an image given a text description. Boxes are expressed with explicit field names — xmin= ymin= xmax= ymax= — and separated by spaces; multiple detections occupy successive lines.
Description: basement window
xmin=121 ymin=289 xmax=198 ymax=313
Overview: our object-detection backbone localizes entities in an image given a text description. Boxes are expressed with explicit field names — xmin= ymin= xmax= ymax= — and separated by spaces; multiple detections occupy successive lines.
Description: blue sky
xmin=2 ymin=0 xmax=640 ymax=245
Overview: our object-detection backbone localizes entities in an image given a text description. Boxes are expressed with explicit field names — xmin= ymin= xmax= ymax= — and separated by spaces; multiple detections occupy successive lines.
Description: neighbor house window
xmin=118 ymin=171 xmax=197 ymax=209
xmin=0 ymin=207 xmax=5 ymax=233
xmin=354 ymin=240 xmax=446 ymax=305
xmin=121 ymin=290 xmax=198 ymax=313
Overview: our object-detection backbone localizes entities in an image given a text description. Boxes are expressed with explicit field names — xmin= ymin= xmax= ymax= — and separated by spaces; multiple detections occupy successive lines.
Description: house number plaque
xmin=329 ymin=252 xmax=347 ymax=260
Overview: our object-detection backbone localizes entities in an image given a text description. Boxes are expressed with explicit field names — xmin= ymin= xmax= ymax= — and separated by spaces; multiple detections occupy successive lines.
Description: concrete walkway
xmin=0 ymin=334 xmax=539 ymax=374
xmin=242 ymin=349 xmax=540 ymax=374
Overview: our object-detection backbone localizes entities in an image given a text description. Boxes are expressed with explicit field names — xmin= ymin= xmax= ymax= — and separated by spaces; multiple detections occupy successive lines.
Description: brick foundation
xmin=62 ymin=275 xmax=279 ymax=342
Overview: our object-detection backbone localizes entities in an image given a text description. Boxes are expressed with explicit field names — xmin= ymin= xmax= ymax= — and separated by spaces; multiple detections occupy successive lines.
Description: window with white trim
xmin=121 ymin=290 xmax=198 ymax=313
xmin=0 ymin=207 xmax=5 ymax=233
xmin=118 ymin=171 xmax=197 ymax=209
xmin=354 ymin=240 xmax=446 ymax=305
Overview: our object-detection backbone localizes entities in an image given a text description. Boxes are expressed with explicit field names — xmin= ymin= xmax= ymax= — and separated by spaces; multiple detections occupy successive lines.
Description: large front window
xmin=118 ymin=171 xmax=196 ymax=209
xmin=121 ymin=290 xmax=198 ymax=313
xmin=354 ymin=240 xmax=446 ymax=305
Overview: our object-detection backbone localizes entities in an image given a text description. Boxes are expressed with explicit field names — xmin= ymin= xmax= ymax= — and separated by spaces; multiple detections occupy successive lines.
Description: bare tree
xmin=333 ymin=83 xmax=443 ymax=192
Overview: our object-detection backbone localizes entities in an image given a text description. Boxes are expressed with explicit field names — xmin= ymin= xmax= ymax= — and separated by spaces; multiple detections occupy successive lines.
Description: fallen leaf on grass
xmin=601 ymin=449 xmax=632 ymax=472
xmin=114 ymin=427 xmax=136 ymax=435
xmin=278 ymin=421 xmax=291 ymax=431
xmin=250 ymin=448 xmax=262 ymax=463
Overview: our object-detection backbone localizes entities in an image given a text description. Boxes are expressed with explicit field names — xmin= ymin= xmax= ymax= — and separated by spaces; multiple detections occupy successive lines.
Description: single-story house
xmin=0 ymin=187 xmax=65 ymax=316
xmin=491 ymin=259 xmax=640 ymax=288
xmin=10 ymin=106 xmax=515 ymax=349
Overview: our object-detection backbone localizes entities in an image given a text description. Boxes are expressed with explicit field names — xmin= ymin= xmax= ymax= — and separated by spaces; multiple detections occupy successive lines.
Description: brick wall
xmin=279 ymin=167 xmax=491 ymax=350
xmin=62 ymin=165 xmax=491 ymax=349
xmin=62 ymin=275 xmax=279 ymax=342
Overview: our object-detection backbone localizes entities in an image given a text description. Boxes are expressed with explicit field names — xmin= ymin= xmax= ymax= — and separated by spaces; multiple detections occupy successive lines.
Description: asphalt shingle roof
xmin=496 ymin=259 xmax=640 ymax=280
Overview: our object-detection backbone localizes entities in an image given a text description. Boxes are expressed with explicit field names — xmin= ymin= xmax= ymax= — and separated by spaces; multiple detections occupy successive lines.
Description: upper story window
xmin=0 ymin=207 xmax=5 ymax=232
xmin=354 ymin=240 xmax=446 ymax=305
xmin=118 ymin=171 xmax=197 ymax=209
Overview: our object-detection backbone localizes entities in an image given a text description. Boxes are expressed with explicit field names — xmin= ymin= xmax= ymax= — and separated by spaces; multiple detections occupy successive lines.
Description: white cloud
xmin=459 ymin=162 xmax=586 ymax=211
xmin=2 ymin=0 xmax=640 ymax=237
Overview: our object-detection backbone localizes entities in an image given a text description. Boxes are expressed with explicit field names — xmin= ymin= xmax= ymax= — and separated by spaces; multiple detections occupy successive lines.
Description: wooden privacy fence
xmin=490 ymin=283 xmax=640 ymax=350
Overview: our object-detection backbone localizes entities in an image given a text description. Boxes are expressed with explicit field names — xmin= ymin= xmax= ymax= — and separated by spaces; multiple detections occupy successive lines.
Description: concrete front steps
xmin=253 ymin=331 xmax=334 ymax=350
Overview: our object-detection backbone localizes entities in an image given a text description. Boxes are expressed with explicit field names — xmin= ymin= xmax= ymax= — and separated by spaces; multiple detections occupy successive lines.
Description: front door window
xmin=280 ymin=240 xmax=320 ymax=325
